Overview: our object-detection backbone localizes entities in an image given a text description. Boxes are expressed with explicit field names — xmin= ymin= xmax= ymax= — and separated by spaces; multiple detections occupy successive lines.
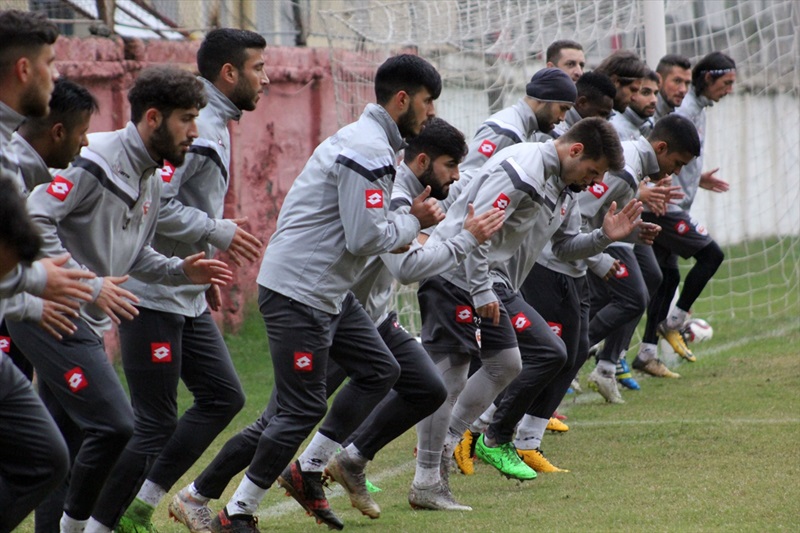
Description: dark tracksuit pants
xmin=92 ymin=308 xmax=245 ymax=528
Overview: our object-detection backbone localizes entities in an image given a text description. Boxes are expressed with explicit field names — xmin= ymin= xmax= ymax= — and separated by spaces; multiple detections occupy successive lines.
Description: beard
xmin=397 ymin=106 xmax=421 ymax=139
xmin=568 ymin=184 xmax=585 ymax=193
xmin=20 ymin=87 xmax=49 ymax=118
xmin=151 ymin=121 xmax=187 ymax=167
xmin=229 ymin=76 xmax=259 ymax=111
xmin=418 ymin=163 xmax=448 ymax=200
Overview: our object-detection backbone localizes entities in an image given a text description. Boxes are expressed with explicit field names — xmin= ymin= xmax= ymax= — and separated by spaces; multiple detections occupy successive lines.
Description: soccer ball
xmin=682 ymin=318 xmax=714 ymax=343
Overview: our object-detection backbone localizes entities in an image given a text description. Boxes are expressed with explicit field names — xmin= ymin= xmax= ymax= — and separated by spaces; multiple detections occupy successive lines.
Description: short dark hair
xmin=649 ymin=114 xmax=701 ymax=157
xmin=128 ymin=66 xmax=207 ymax=123
xmin=0 ymin=176 xmax=41 ymax=263
xmin=595 ymin=50 xmax=648 ymax=85
xmin=546 ymin=40 xmax=583 ymax=64
xmin=692 ymin=51 xmax=736 ymax=95
xmin=374 ymin=54 xmax=441 ymax=106
xmin=643 ymin=68 xmax=660 ymax=85
xmin=197 ymin=28 xmax=267 ymax=82
xmin=560 ymin=117 xmax=625 ymax=171
xmin=404 ymin=117 xmax=467 ymax=164
xmin=656 ymin=54 xmax=691 ymax=79
xmin=0 ymin=10 xmax=58 ymax=78
xmin=24 ymin=78 xmax=98 ymax=132
xmin=576 ymin=71 xmax=616 ymax=102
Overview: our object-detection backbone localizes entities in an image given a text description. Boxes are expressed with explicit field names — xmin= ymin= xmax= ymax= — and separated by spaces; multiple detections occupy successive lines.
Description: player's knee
xmin=104 ymin=414 xmax=135 ymax=450
xmin=698 ymin=241 xmax=725 ymax=272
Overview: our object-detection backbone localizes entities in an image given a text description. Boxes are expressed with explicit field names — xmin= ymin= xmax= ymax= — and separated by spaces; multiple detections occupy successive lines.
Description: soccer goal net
xmin=321 ymin=0 xmax=800 ymax=335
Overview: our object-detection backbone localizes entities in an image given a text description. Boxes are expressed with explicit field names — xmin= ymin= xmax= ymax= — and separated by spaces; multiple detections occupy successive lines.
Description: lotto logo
xmin=561 ymin=204 xmax=567 ymax=216
xmin=455 ymin=305 xmax=473 ymax=323
xmin=615 ymin=263 xmax=629 ymax=279
xmin=478 ymin=139 xmax=497 ymax=157
xmin=0 ymin=336 xmax=10 ymax=353
xmin=64 ymin=366 xmax=88 ymax=393
xmin=675 ymin=220 xmax=690 ymax=235
xmin=547 ymin=322 xmax=563 ymax=337
xmin=365 ymin=189 xmax=383 ymax=208
xmin=160 ymin=161 xmax=176 ymax=182
xmin=294 ymin=352 xmax=313 ymax=372
xmin=512 ymin=312 xmax=531 ymax=333
xmin=47 ymin=175 xmax=74 ymax=201
xmin=589 ymin=182 xmax=609 ymax=198
xmin=151 ymin=342 xmax=172 ymax=363
xmin=493 ymin=193 xmax=510 ymax=210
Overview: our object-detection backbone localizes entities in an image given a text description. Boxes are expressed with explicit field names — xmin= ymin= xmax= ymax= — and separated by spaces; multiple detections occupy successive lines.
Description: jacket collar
xmin=0 ymin=100 xmax=24 ymax=144
xmin=120 ymin=121 xmax=160 ymax=176
xmin=363 ymin=103 xmax=405 ymax=153
xmin=514 ymin=98 xmax=540 ymax=138
xmin=200 ymin=77 xmax=242 ymax=123
xmin=634 ymin=136 xmax=661 ymax=178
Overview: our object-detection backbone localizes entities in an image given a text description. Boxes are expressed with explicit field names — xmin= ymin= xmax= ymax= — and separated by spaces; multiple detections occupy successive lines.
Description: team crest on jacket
xmin=615 ymin=263 xmax=629 ymax=279
xmin=64 ymin=366 xmax=88 ymax=393
xmin=675 ymin=220 xmax=690 ymax=235
xmin=547 ymin=322 xmax=563 ymax=337
xmin=0 ymin=336 xmax=10 ymax=353
xmin=47 ymin=175 xmax=74 ymax=201
xmin=511 ymin=312 xmax=532 ymax=333
xmin=588 ymin=182 xmax=609 ymax=199
xmin=455 ymin=305 xmax=473 ymax=323
xmin=493 ymin=193 xmax=510 ymax=210
xmin=151 ymin=342 xmax=172 ymax=363
xmin=478 ymin=139 xmax=497 ymax=158
xmin=294 ymin=352 xmax=313 ymax=372
xmin=365 ymin=189 xmax=383 ymax=208
xmin=160 ymin=161 xmax=176 ymax=183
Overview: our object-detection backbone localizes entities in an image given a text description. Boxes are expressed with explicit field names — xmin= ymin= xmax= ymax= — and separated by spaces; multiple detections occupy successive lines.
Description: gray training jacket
xmin=257 ymin=103 xmax=420 ymax=314
xmin=673 ymin=90 xmax=713 ymax=212
xmin=124 ymin=78 xmax=239 ymax=317
xmin=25 ymin=122 xmax=191 ymax=336
xmin=610 ymin=107 xmax=652 ymax=141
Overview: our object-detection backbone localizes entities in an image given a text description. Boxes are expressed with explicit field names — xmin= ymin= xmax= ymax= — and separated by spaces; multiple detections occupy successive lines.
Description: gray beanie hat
xmin=526 ymin=68 xmax=577 ymax=104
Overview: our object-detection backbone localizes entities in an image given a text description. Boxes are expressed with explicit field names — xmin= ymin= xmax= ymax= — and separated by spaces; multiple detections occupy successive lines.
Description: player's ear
xmin=569 ymin=142 xmax=584 ymax=158
xmin=653 ymin=140 xmax=668 ymax=154
xmin=51 ymin=123 xmax=66 ymax=143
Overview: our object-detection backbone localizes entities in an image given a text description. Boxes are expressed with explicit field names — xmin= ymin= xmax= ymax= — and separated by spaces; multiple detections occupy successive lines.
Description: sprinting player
xmin=545 ymin=39 xmax=586 ymax=82
xmin=6 ymin=66 xmax=232 ymax=533
xmin=169 ymin=55 xmax=442 ymax=533
xmin=636 ymin=52 xmax=735 ymax=369
xmin=654 ymin=54 xmax=692 ymax=121
xmin=411 ymin=117 xmax=642 ymax=506
xmin=594 ymin=50 xmax=648 ymax=115
xmin=611 ymin=68 xmax=659 ymax=140
xmin=85 ymin=29 xmax=268 ymax=533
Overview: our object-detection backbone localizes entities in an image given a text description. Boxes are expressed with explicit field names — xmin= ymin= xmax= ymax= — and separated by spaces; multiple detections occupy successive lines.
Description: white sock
xmin=226 ymin=475 xmax=267 ymax=516
xmin=83 ymin=518 xmax=111 ymax=533
xmin=136 ymin=479 xmax=166 ymax=507
xmin=470 ymin=403 xmax=497 ymax=433
xmin=412 ymin=464 xmax=440 ymax=487
xmin=596 ymin=359 xmax=616 ymax=376
xmin=513 ymin=415 xmax=549 ymax=450
xmin=60 ymin=513 xmax=88 ymax=533
xmin=188 ymin=481 xmax=211 ymax=503
xmin=298 ymin=432 xmax=341 ymax=473
xmin=666 ymin=307 xmax=688 ymax=329
xmin=442 ymin=430 xmax=461 ymax=459
xmin=638 ymin=342 xmax=658 ymax=362
xmin=344 ymin=443 xmax=369 ymax=468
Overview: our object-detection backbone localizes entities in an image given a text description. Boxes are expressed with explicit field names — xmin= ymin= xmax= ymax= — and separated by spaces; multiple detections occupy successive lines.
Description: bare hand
xmin=39 ymin=254 xmax=96 ymax=310
xmin=410 ymin=186 xmax=445 ymax=229
xmin=95 ymin=276 xmax=139 ymax=324
xmin=206 ymin=284 xmax=221 ymax=312
xmin=601 ymin=199 xmax=643 ymax=242
xmin=699 ymin=168 xmax=730 ymax=193
xmin=654 ymin=177 xmax=685 ymax=204
xmin=637 ymin=222 xmax=661 ymax=245
xmin=38 ymin=300 xmax=78 ymax=340
xmin=603 ymin=260 xmax=622 ymax=281
xmin=476 ymin=301 xmax=500 ymax=325
xmin=637 ymin=179 xmax=667 ymax=216
xmin=226 ymin=218 xmax=264 ymax=266
xmin=463 ymin=204 xmax=504 ymax=244
xmin=182 ymin=252 xmax=234 ymax=286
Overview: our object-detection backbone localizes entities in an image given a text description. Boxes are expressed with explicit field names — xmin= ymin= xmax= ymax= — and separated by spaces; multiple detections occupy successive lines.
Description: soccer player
xmin=552 ymin=71 xmax=616 ymax=136
xmin=545 ymin=40 xmax=586 ymax=83
xmin=594 ymin=50 xmax=648 ymax=115
xmin=171 ymin=55 xmax=442 ymax=533
xmin=611 ymin=68 xmax=660 ymax=140
xmin=654 ymin=54 xmax=692 ymax=121
xmin=636 ymin=52 xmax=735 ymax=369
xmin=6 ymin=66 xmax=231 ymax=533
xmin=86 ymin=30 xmax=269 ymax=533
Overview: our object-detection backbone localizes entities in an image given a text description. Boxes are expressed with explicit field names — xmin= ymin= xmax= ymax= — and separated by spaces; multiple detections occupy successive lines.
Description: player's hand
xmin=603 ymin=260 xmax=622 ymax=281
xmin=476 ymin=301 xmax=500 ymax=325
xmin=410 ymin=186 xmax=445 ymax=229
xmin=637 ymin=179 xmax=666 ymax=216
xmin=38 ymin=300 xmax=78 ymax=340
xmin=226 ymin=218 xmax=263 ymax=266
xmin=699 ymin=168 xmax=730 ymax=193
xmin=463 ymin=204 xmax=504 ymax=244
xmin=206 ymin=284 xmax=222 ymax=312
xmin=94 ymin=276 xmax=139 ymax=324
xmin=181 ymin=252 xmax=234 ymax=286
xmin=637 ymin=222 xmax=662 ymax=245
xmin=39 ymin=254 xmax=96 ymax=310
xmin=655 ymin=177 xmax=685 ymax=204
xmin=601 ymin=199 xmax=643 ymax=242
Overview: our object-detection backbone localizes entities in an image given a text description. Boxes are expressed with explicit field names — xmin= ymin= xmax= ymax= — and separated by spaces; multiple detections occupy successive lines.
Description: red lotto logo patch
xmin=588 ymin=182 xmax=608 ymax=199
xmin=547 ymin=322 xmax=563 ymax=337
xmin=365 ymin=189 xmax=383 ymax=208
xmin=493 ymin=193 xmax=510 ymax=210
xmin=64 ymin=367 xmax=88 ymax=393
xmin=0 ymin=336 xmax=10 ymax=353
xmin=47 ymin=175 xmax=74 ymax=201
xmin=615 ymin=263 xmax=629 ymax=279
xmin=294 ymin=352 xmax=313 ymax=372
xmin=675 ymin=220 xmax=690 ymax=235
xmin=160 ymin=161 xmax=176 ymax=183
xmin=455 ymin=305 xmax=473 ymax=323
xmin=151 ymin=342 xmax=172 ymax=363
xmin=478 ymin=139 xmax=497 ymax=157
xmin=512 ymin=312 xmax=532 ymax=333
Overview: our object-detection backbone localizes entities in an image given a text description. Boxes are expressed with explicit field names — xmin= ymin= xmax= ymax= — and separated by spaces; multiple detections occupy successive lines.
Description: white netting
xmin=321 ymin=0 xmax=800 ymax=334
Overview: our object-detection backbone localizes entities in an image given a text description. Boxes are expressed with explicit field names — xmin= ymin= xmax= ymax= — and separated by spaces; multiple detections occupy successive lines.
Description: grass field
xmin=16 ymin=241 xmax=800 ymax=532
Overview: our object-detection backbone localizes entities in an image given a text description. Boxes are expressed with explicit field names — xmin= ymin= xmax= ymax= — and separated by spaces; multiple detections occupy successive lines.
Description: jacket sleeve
xmin=0 ymin=262 xmax=47 ymax=299
xmin=2 ymin=292 xmax=44 ymax=322
xmin=335 ymin=147 xmax=420 ymax=256
xmin=381 ymin=230 xmax=479 ymax=285
xmin=551 ymin=199 xmax=614 ymax=262
xmin=128 ymin=245 xmax=191 ymax=286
